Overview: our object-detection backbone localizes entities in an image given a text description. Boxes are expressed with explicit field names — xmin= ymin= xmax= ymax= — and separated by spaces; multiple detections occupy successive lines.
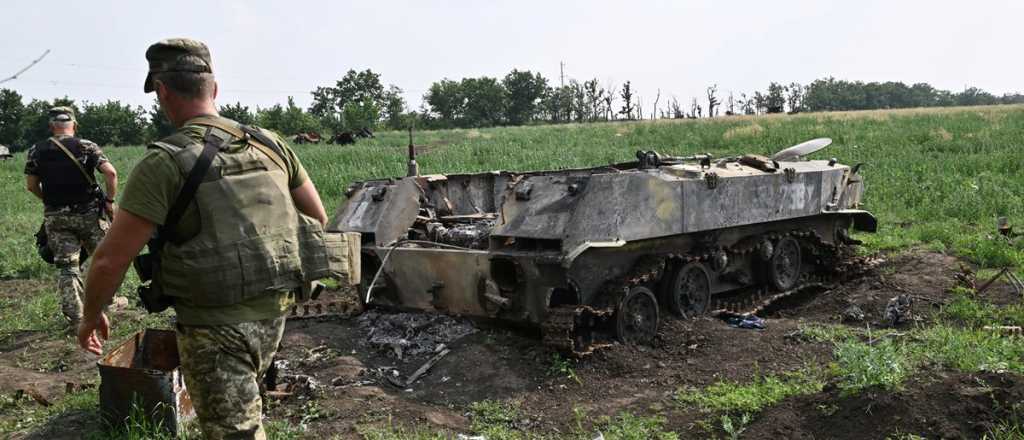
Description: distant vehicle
xmin=329 ymin=138 xmax=877 ymax=355
xmin=331 ymin=128 xmax=374 ymax=146
xmin=292 ymin=132 xmax=322 ymax=145
xmin=0 ymin=145 xmax=11 ymax=160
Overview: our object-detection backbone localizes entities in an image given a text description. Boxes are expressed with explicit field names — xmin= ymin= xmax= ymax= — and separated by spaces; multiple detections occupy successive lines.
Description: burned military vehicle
xmin=328 ymin=138 xmax=876 ymax=354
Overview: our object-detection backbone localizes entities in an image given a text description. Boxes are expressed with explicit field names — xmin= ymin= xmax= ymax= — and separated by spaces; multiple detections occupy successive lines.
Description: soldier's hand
xmin=104 ymin=201 xmax=115 ymax=217
xmin=77 ymin=312 xmax=110 ymax=355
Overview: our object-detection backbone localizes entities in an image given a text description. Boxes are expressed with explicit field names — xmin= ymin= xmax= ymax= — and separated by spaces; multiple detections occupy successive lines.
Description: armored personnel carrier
xmin=328 ymin=138 xmax=876 ymax=354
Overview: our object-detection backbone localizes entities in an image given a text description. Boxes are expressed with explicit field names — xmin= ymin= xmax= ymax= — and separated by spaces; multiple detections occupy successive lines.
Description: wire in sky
xmin=0 ymin=49 xmax=51 ymax=84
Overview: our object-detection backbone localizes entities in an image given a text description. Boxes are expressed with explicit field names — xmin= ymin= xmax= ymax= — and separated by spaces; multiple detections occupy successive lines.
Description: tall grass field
xmin=3 ymin=105 xmax=1023 ymax=280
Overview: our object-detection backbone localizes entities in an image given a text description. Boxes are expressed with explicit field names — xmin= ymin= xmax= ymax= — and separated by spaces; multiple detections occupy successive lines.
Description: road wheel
xmin=615 ymin=286 xmax=659 ymax=345
xmin=769 ymin=236 xmax=802 ymax=291
xmin=660 ymin=261 xmax=712 ymax=318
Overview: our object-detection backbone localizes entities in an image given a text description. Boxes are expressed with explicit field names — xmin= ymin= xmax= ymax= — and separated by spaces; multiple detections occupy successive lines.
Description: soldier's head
xmin=144 ymin=38 xmax=218 ymax=127
xmin=48 ymin=107 xmax=76 ymax=135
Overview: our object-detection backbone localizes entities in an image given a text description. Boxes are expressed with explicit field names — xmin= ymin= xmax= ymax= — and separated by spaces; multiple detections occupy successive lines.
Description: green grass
xmin=5 ymin=105 xmax=1024 ymax=438
xmin=675 ymin=368 xmax=826 ymax=414
xmin=5 ymin=105 xmax=1024 ymax=278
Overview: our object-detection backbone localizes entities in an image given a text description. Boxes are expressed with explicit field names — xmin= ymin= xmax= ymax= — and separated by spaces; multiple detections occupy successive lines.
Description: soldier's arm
xmin=291 ymin=180 xmax=328 ymax=226
xmin=84 ymin=141 xmax=117 ymax=199
xmin=273 ymin=131 xmax=327 ymax=226
xmin=78 ymin=208 xmax=155 ymax=355
xmin=25 ymin=175 xmax=43 ymax=200
xmin=98 ymin=162 xmax=118 ymax=200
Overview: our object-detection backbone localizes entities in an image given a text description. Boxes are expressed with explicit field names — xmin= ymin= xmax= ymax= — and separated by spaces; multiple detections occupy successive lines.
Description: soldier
xmin=25 ymin=106 xmax=117 ymax=329
xmin=77 ymin=38 xmax=330 ymax=440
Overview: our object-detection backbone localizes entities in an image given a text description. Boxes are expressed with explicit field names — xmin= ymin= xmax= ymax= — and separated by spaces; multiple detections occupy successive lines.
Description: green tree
xmin=619 ymin=81 xmax=635 ymax=120
xmin=461 ymin=77 xmax=506 ymax=127
xmin=502 ymin=69 xmax=548 ymax=125
xmin=219 ymin=102 xmax=256 ymax=125
xmin=381 ymin=85 xmax=407 ymax=130
xmin=0 ymin=89 xmax=26 ymax=150
xmin=765 ymin=82 xmax=786 ymax=113
xmin=309 ymin=69 xmax=386 ymax=132
xmin=77 ymin=100 xmax=149 ymax=145
xmin=424 ymin=79 xmax=465 ymax=127
xmin=257 ymin=97 xmax=323 ymax=135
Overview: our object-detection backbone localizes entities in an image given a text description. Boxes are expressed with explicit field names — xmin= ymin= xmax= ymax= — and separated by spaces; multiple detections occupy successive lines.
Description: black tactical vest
xmin=33 ymin=137 xmax=99 ymax=207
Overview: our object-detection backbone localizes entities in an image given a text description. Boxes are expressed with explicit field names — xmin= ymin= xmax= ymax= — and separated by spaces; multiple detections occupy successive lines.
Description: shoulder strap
xmin=48 ymin=137 xmax=96 ymax=186
xmin=190 ymin=118 xmax=289 ymax=172
xmin=160 ymin=127 xmax=226 ymax=245
xmin=239 ymin=124 xmax=289 ymax=172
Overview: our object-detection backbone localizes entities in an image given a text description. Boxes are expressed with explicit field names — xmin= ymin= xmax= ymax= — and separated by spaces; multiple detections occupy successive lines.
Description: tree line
xmin=1 ymin=69 xmax=1022 ymax=150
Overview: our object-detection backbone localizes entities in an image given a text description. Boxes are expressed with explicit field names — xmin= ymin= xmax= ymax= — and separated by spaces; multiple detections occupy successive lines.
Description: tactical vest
xmin=33 ymin=137 xmax=99 ymax=207
xmin=149 ymin=120 xmax=359 ymax=306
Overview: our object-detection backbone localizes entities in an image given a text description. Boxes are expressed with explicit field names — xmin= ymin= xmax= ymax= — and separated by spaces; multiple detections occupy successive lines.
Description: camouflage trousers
xmin=176 ymin=316 xmax=285 ymax=440
xmin=44 ymin=212 xmax=109 ymax=322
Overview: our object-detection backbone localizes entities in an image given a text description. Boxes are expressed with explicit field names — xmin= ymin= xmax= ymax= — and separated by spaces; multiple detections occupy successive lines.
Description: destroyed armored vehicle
xmin=328 ymin=139 xmax=876 ymax=354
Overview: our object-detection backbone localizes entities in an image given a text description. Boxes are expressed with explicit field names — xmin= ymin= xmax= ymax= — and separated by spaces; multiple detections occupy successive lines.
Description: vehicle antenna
xmin=407 ymin=116 xmax=419 ymax=177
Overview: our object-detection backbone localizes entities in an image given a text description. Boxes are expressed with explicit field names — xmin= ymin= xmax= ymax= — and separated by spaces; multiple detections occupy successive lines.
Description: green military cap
xmin=48 ymin=106 xmax=76 ymax=123
xmin=143 ymin=38 xmax=213 ymax=93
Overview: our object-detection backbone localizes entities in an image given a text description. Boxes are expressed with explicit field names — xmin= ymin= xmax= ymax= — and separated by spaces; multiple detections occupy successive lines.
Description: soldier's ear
xmin=212 ymin=81 xmax=218 ymax=100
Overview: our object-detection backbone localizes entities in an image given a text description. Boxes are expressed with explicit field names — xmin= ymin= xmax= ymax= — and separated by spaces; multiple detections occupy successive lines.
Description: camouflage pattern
xmin=144 ymin=38 xmax=213 ymax=93
xmin=24 ymin=134 xmax=109 ymax=214
xmin=49 ymin=106 xmax=77 ymax=123
xmin=44 ymin=211 xmax=109 ymax=322
xmin=176 ymin=316 xmax=285 ymax=440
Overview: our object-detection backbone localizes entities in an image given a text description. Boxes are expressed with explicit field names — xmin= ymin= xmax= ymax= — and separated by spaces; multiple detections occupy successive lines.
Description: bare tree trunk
xmin=651 ymin=89 xmax=661 ymax=120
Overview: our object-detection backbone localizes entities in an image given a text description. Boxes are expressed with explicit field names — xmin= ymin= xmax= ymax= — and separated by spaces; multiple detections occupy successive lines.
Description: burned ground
xmin=2 ymin=249 xmax=1022 ymax=439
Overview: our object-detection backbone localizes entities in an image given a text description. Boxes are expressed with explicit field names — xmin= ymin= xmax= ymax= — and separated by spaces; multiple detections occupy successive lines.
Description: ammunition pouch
xmin=133 ymin=240 xmax=175 ymax=314
xmin=35 ymin=223 xmax=54 ymax=264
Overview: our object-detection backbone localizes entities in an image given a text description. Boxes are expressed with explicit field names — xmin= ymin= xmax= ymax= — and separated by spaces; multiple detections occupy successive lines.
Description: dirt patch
xmin=4 ymin=249 xmax=1022 ymax=438
xmin=764 ymin=251 xmax=961 ymax=325
xmin=0 ymin=279 xmax=48 ymax=299
xmin=744 ymin=370 xmax=1024 ymax=439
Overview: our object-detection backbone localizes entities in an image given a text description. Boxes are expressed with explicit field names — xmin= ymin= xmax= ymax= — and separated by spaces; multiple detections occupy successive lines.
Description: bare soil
xmin=2 ymin=250 xmax=1022 ymax=439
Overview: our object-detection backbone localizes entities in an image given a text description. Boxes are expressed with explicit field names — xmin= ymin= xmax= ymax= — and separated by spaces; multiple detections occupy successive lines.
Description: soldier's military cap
xmin=144 ymin=38 xmax=213 ymax=93
xmin=48 ymin=106 xmax=76 ymax=123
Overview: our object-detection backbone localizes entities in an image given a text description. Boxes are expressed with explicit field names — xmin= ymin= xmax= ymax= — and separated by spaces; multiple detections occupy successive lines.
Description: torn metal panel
xmin=98 ymin=329 xmax=193 ymax=435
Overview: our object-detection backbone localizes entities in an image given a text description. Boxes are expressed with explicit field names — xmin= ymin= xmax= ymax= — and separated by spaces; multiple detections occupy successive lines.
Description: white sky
xmin=1 ymin=0 xmax=1021 ymax=112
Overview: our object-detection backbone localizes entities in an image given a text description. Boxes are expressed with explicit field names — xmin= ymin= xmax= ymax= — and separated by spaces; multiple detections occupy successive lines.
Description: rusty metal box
xmin=98 ymin=329 xmax=193 ymax=434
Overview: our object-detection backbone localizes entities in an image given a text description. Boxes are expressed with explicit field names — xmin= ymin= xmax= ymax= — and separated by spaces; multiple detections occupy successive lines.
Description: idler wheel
xmin=660 ymin=262 xmax=712 ymax=318
xmin=615 ymin=286 xmax=659 ymax=345
xmin=769 ymin=236 xmax=802 ymax=291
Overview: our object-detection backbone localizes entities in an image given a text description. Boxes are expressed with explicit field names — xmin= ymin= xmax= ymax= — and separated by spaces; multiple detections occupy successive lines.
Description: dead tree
xmin=651 ymin=89 xmax=661 ymax=120
xmin=706 ymin=84 xmax=720 ymax=118
xmin=726 ymin=92 xmax=736 ymax=116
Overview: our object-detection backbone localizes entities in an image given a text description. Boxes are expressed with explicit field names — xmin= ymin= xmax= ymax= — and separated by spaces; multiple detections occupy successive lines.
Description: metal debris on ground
xmin=404 ymin=347 xmax=452 ymax=387
xmin=884 ymin=294 xmax=913 ymax=325
xmin=975 ymin=267 xmax=1024 ymax=297
xmin=842 ymin=304 xmax=866 ymax=322
xmin=357 ymin=311 xmax=477 ymax=360
xmin=714 ymin=310 xmax=767 ymax=330
xmin=983 ymin=325 xmax=1023 ymax=337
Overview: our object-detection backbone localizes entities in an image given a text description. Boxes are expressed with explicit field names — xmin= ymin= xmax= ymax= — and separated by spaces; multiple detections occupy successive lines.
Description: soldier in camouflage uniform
xmin=25 ymin=107 xmax=118 ymax=327
xmin=77 ymin=38 xmax=331 ymax=440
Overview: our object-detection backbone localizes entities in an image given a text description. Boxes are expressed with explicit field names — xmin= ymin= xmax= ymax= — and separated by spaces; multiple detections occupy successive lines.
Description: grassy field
xmin=2 ymin=104 xmax=1024 ymax=438
xmin=4 ymin=104 xmax=1024 ymax=279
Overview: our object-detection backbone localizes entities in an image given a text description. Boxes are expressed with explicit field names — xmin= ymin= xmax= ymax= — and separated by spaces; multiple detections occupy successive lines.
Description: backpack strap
xmin=159 ymin=127 xmax=228 ymax=246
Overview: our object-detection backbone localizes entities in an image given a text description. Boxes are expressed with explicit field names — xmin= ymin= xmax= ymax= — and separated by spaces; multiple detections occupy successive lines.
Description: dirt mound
xmin=763 ymin=251 xmax=960 ymax=325
xmin=744 ymin=370 xmax=1024 ymax=439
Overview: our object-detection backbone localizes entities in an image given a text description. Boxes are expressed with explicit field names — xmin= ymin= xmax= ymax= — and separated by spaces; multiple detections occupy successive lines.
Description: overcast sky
xmin=2 ymin=0 xmax=1021 ymax=112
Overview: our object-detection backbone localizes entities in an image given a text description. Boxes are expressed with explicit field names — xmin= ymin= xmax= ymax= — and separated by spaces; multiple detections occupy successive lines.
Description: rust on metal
xmin=98 ymin=329 xmax=193 ymax=435
xmin=327 ymin=138 xmax=877 ymax=355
